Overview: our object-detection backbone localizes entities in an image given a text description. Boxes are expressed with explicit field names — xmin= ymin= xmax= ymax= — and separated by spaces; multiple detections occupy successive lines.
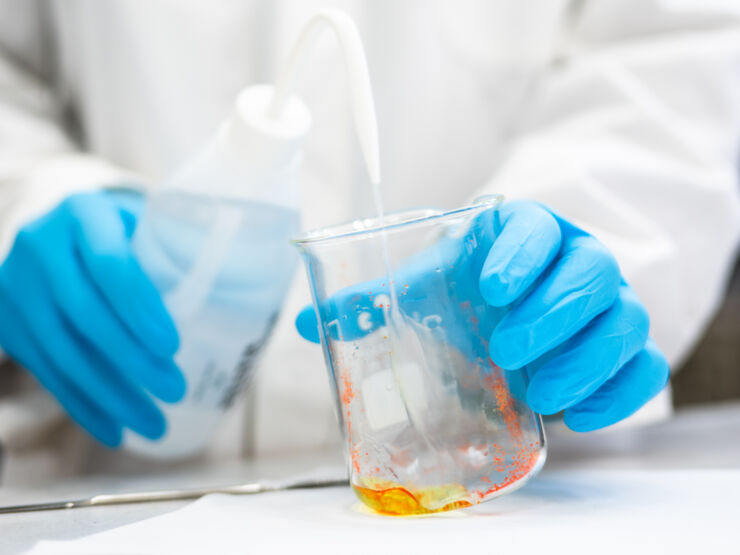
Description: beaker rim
xmin=292 ymin=194 xmax=504 ymax=247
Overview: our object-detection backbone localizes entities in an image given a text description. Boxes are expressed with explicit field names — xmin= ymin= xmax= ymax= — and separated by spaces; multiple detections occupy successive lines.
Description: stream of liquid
xmin=358 ymin=54 xmax=471 ymax=516
xmin=365 ymin=180 xmax=470 ymax=516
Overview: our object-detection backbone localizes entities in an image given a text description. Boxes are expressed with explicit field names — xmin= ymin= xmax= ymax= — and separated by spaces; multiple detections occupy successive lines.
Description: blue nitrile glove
xmin=295 ymin=200 xmax=669 ymax=432
xmin=0 ymin=191 xmax=185 ymax=447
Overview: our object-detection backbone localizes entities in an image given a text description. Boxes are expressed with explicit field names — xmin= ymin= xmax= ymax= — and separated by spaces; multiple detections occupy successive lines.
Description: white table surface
xmin=2 ymin=402 xmax=739 ymax=554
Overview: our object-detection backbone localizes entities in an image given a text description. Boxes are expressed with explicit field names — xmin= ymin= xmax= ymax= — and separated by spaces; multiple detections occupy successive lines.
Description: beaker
xmin=293 ymin=195 xmax=546 ymax=515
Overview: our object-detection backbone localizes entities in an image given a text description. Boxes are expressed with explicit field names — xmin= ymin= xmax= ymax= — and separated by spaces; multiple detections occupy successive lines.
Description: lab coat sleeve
xmin=480 ymin=0 xmax=740 ymax=375
xmin=0 ymin=9 xmax=137 ymax=261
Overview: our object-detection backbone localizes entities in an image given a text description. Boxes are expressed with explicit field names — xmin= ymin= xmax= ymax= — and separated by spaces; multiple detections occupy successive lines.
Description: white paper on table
xmin=25 ymin=470 xmax=739 ymax=554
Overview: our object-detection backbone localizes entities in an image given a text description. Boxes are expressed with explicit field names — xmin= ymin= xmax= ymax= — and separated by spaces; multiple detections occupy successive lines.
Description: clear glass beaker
xmin=293 ymin=196 xmax=546 ymax=515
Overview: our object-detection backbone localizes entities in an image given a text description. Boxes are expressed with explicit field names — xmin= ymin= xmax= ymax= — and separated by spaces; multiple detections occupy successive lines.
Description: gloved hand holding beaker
xmin=296 ymin=199 xmax=670 ymax=432
xmin=0 ymin=191 xmax=185 ymax=446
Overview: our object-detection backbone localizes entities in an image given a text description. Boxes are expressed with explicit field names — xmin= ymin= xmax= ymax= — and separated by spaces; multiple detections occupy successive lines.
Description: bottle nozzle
xmin=268 ymin=9 xmax=381 ymax=185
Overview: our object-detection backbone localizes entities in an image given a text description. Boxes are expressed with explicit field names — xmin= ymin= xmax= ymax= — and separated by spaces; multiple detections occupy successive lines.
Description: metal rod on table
xmin=0 ymin=477 xmax=349 ymax=514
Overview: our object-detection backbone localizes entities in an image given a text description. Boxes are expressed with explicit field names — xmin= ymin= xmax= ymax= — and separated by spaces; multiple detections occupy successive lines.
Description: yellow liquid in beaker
xmin=352 ymin=479 xmax=472 ymax=516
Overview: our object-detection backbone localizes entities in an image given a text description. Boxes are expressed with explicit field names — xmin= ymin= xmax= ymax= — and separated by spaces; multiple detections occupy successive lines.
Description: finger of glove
xmin=296 ymin=304 xmax=321 ymax=343
xmin=67 ymin=194 xmax=179 ymax=358
xmin=0 ymin=300 xmax=123 ymax=447
xmin=490 ymin=234 xmax=621 ymax=369
xmin=563 ymin=338 xmax=669 ymax=432
xmin=1 ymin=266 xmax=167 ymax=440
xmin=479 ymin=201 xmax=562 ymax=307
xmin=526 ymin=283 xmax=650 ymax=415
xmin=48 ymin=246 xmax=186 ymax=403
xmin=295 ymin=284 xmax=388 ymax=344
xmin=294 ymin=237 xmax=463 ymax=345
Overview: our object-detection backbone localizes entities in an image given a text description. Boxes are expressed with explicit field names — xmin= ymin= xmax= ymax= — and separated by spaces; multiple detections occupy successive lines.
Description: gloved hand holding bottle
xmin=296 ymin=199 xmax=670 ymax=432
xmin=0 ymin=80 xmax=310 ymax=457
xmin=0 ymin=190 xmax=185 ymax=447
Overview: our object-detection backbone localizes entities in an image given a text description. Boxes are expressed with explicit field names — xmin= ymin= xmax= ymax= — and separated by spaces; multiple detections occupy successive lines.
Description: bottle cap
xmin=221 ymin=84 xmax=312 ymax=172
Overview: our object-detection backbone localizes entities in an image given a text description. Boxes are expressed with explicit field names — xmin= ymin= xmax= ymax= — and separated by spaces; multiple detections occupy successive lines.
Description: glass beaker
xmin=293 ymin=196 xmax=546 ymax=515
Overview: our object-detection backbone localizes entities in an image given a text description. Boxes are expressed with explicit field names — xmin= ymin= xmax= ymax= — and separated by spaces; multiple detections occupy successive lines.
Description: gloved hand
xmin=0 ymin=191 xmax=185 ymax=447
xmin=296 ymin=200 xmax=669 ymax=432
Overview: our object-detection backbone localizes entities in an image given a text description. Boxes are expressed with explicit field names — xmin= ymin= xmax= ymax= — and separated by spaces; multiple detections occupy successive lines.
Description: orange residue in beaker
xmin=482 ymin=362 xmax=522 ymax=442
xmin=339 ymin=370 xmax=355 ymax=405
xmin=353 ymin=480 xmax=472 ymax=516
xmin=472 ymin=442 xmax=541 ymax=500
xmin=350 ymin=445 xmax=362 ymax=474
xmin=341 ymin=352 xmax=542 ymax=515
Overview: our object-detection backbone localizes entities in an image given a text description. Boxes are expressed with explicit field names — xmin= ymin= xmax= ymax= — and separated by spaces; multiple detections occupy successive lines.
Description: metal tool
xmin=0 ymin=476 xmax=349 ymax=514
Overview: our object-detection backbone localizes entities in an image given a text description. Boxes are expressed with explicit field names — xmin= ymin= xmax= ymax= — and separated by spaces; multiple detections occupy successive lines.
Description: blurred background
xmin=0 ymin=0 xmax=738 ymax=487
xmin=673 ymin=259 xmax=740 ymax=405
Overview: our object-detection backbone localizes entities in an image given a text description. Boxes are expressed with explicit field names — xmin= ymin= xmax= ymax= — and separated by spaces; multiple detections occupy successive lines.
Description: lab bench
xmin=2 ymin=401 xmax=739 ymax=554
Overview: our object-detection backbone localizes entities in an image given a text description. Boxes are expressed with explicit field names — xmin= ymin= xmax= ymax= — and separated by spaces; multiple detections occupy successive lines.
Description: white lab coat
xmin=0 ymin=0 xmax=738 ymax=480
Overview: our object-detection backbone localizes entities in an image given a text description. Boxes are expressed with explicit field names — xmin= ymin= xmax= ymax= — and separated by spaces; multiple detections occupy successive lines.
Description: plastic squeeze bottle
xmin=124 ymin=86 xmax=310 ymax=458
xmin=123 ymin=9 xmax=380 ymax=458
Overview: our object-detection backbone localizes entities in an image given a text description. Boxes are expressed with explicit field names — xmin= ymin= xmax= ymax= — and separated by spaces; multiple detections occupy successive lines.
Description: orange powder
xmin=339 ymin=369 xmax=355 ymax=405
xmin=481 ymin=364 xmax=522 ymax=443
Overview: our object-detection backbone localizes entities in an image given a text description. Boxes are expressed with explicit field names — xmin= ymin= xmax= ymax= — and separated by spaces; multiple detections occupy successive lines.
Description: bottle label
xmin=219 ymin=311 xmax=279 ymax=409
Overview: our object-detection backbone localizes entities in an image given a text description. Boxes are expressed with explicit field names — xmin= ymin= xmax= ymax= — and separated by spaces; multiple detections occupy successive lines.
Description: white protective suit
xmin=0 ymin=0 xmax=738 ymax=479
